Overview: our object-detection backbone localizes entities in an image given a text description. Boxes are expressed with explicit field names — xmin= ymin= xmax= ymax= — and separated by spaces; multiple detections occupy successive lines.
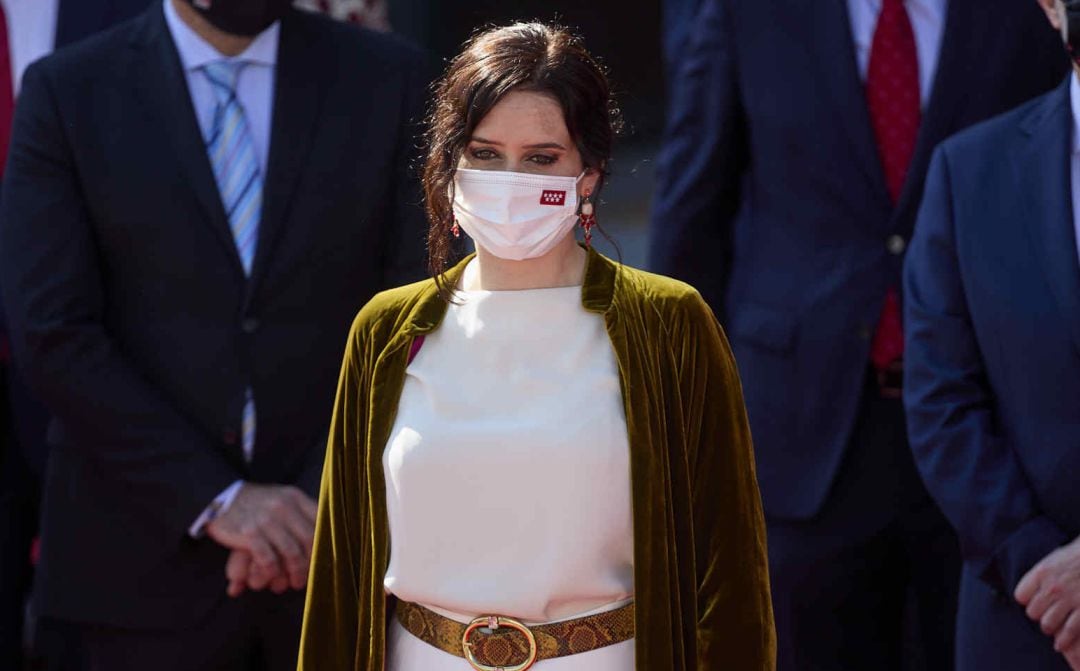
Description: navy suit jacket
xmin=905 ymin=78 xmax=1079 ymax=599
xmin=0 ymin=4 xmax=428 ymax=629
xmin=650 ymin=0 xmax=1068 ymax=520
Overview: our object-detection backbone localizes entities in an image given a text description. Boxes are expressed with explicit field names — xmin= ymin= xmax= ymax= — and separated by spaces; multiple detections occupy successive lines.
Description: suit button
xmin=241 ymin=317 xmax=259 ymax=334
xmin=223 ymin=430 xmax=238 ymax=446
xmin=887 ymin=235 xmax=907 ymax=255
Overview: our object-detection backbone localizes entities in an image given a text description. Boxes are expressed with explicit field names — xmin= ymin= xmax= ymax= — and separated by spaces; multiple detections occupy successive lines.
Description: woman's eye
xmin=528 ymin=154 xmax=557 ymax=166
xmin=470 ymin=148 xmax=498 ymax=160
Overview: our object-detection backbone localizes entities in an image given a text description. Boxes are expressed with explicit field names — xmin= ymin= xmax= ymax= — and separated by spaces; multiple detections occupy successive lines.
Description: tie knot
xmin=202 ymin=60 xmax=247 ymax=103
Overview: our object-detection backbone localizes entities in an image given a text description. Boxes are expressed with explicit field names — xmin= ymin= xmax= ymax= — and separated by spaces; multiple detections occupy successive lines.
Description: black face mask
xmin=186 ymin=0 xmax=293 ymax=37
xmin=1065 ymin=0 xmax=1080 ymax=65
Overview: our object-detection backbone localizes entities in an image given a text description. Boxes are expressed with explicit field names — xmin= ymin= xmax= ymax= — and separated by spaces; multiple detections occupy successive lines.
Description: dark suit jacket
xmin=1 ymin=0 xmax=151 ymax=493
xmin=0 ymin=0 xmax=153 ymax=661
xmin=0 ymin=3 xmax=428 ymax=629
xmin=904 ymin=78 xmax=1080 ymax=667
xmin=650 ymin=0 xmax=1068 ymax=520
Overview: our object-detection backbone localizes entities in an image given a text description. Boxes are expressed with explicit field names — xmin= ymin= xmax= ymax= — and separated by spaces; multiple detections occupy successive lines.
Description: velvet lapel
xmin=1018 ymin=78 xmax=1080 ymax=357
xmin=801 ymin=0 xmax=893 ymax=214
xmin=246 ymin=9 xmax=325 ymax=295
xmin=129 ymin=4 xmax=244 ymax=278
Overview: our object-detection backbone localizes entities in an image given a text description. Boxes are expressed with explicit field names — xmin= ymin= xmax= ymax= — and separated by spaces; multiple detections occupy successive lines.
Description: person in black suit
xmin=0 ymin=2 xmax=154 ymax=666
xmin=650 ymin=0 xmax=1067 ymax=668
xmin=0 ymin=0 xmax=427 ymax=668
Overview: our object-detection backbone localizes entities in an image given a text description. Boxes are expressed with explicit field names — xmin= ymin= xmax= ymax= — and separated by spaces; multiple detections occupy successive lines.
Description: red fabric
xmin=867 ymin=0 xmax=918 ymax=371
xmin=866 ymin=0 xmax=920 ymax=203
xmin=870 ymin=287 xmax=904 ymax=372
xmin=407 ymin=335 xmax=425 ymax=365
xmin=0 ymin=4 xmax=12 ymax=178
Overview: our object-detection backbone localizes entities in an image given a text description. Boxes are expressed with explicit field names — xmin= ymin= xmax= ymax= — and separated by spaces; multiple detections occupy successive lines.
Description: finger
xmin=1027 ymin=585 xmax=1060 ymax=623
xmin=260 ymin=518 xmax=307 ymax=586
xmin=278 ymin=500 xmax=316 ymax=560
xmin=1056 ymin=610 xmax=1080 ymax=652
xmin=1066 ymin=646 xmax=1080 ymax=671
xmin=1042 ymin=601 xmax=1072 ymax=636
xmin=241 ymin=530 xmax=280 ymax=580
xmin=1017 ymin=564 xmax=1044 ymax=605
xmin=225 ymin=550 xmax=251 ymax=598
xmin=247 ymin=562 xmax=274 ymax=592
xmin=226 ymin=550 xmax=250 ymax=581
xmin=290 ymin=488 xmax=319 ymax=524
xmin=270 ymin=574 xmax=290 ymax=595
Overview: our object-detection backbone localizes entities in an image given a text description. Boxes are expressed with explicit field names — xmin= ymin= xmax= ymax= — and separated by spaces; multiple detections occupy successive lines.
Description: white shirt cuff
xmin=188 ymin=480 xmax=245 ymax=538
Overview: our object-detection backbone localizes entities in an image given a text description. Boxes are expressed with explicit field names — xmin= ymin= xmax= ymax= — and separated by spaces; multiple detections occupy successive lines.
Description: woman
xmin=298 ymin=22 xmax=774 ymax=671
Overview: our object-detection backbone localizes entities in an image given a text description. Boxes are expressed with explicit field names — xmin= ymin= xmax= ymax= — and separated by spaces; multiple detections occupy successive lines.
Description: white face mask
xmin=452 ymin=168 xmax=585 ymax=261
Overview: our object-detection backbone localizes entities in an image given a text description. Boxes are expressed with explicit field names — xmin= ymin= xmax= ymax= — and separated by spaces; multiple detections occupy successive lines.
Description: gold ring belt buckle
xmin=461 ymin=614 xmax=538 ymax=671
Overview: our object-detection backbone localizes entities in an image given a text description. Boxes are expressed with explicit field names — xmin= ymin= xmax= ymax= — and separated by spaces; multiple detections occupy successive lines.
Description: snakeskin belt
xmin=395 ymin=600 xmax=635 ymax=671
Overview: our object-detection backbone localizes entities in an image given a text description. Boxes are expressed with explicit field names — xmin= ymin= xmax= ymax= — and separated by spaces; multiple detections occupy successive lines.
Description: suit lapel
xmin=247 ymin=10 xmax=326 ymax=293
xmin=1018 ymin=79 xmax=1080 ymax=356
xmin=804 ymin=0 xmax=893 ymax=213
xmin=894 ymin=0 xmax=976 ymax=215
xmin=129 ymin=4 xmax=244 ymax=277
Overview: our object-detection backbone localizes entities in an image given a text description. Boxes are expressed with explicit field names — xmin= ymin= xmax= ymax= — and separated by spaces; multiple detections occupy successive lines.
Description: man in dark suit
xmin=0 ymin=1 xmax=153 ymax=666
xmin=0 ymin=0 xmax=427 ymax=667
xmin=650 ymin=0 xmax=1068 ymax=667
xmin=905 ymin=2 xmax=1080 ymax=668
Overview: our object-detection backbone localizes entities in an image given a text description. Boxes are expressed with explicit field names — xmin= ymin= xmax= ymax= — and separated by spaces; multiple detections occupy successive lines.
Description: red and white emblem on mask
xmin=540 ymin=190 xmax=566 ymax=206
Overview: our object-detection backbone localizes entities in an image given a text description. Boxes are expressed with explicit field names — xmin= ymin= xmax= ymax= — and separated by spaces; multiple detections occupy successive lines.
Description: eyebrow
xmin=470 ymin=136 xmax=567 ymax=150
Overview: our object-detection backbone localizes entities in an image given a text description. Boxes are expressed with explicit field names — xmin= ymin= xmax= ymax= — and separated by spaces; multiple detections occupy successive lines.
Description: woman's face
xmin=458 ymin=89 xmax=600 ymax=195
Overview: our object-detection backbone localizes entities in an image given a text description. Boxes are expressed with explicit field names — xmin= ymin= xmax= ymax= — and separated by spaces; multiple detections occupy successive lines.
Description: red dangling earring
xmin=580 ymin=190 xmax=596 ymax=248
xmin=451 ymin=218 xmax=461 ymax=238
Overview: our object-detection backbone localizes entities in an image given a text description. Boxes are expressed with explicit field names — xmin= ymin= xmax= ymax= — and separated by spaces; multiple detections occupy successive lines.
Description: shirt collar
xmin=1071 ymin=70 xmax=1080 ymax=155
xmin=162 ymin=0 xmax=279 ymax=71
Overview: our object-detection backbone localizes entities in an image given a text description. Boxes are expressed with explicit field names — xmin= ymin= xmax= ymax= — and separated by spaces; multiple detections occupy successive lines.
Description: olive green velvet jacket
xmin=297 ymin=248 xmax=775 ymax=670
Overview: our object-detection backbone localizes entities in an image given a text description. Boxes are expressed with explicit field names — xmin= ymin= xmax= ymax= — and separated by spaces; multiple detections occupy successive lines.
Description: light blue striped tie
xmin=204 ymin=60 xmax=260 ymax=462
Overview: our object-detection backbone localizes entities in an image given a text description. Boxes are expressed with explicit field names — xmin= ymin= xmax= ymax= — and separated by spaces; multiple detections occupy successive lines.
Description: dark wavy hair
xmin=422 ymin=22 xmax=623 ymax=289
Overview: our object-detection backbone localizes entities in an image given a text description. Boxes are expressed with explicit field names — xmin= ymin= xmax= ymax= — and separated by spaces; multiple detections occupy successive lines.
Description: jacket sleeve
xmin=903 ymin=147 xmax=1070 ymax=596
xmin=0 ymin=62 xmax=238 ymax=544
xmin=650 ymin=0 xmax=747 ymax=318
xmin=298 ymin=316 xmax=370 ymax=670
xmin=679 ymin=292 xmax=776 ymax=670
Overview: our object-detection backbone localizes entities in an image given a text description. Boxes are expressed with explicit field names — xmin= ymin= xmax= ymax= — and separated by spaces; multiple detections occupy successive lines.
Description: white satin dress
xmin=383 ymin=283 xmax=635 ymax=670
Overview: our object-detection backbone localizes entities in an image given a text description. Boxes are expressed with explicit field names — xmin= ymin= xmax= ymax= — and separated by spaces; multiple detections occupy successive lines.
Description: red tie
xmin=866 ymin=0 xmax=919 ymax=376
xmin=0 ymin=3 xmax=14 ymax=178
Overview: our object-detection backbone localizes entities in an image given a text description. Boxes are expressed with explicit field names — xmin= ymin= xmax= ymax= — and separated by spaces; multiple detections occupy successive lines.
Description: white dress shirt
xmin=1 ymin=0 xmax=60 ymax=95
xmin=163 ymin=0 xmax=281 ymax=534
xmin=847 ymin=0 xmax=948 ymax=106
xmin=162 ymin=0 xmax=277 ymax=174
xmin=1069 ymin=71 xmax=1080 ymax=267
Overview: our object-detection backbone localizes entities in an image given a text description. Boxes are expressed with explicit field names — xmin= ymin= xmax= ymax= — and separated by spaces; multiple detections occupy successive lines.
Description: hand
xmin=1015 ymin=535 xmax=1080 ymax=652
xmin=224 ymin=550 xmax=291 ymax=597
xmin=207 ymin=483 xmax=318 ymax=593
xmin=1066 ymin=642 xmax=1080 ymax=671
